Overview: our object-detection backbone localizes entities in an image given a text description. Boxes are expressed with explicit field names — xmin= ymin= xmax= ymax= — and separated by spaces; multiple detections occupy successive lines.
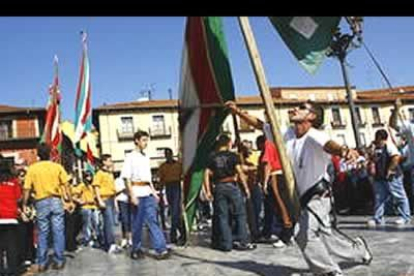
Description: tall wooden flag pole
xmin=238 ymin=17 xmax=300 ymax=220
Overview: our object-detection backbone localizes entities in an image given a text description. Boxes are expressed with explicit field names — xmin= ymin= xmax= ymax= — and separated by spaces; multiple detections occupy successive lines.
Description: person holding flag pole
xmin=231 ymin=17 xmax=373 ymax=276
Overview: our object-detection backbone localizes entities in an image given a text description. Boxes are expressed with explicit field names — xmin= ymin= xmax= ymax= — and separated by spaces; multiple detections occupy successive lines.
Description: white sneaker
xmin=272 ymin=240 xmax=286 ymax=248
xmin=120 ymin=239 xmax=128 ymax=248
xmin=367 ymin=219 xmax=384 ymax=228
xmin=355 ymin=236 xmax=373 ymax=265
xmin=108 ymin=244 xmax=122 ymax=254
xmin=394 ymin=218 xmax=411 ymax=226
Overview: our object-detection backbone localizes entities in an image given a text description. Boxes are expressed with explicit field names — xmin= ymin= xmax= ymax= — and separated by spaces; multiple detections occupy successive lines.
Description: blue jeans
xmin=35 ymin=197 xmax=65 ymax=267
xmin=165 ymin=182 xmax=182 ymax=240
xmin=81 ymin=208 xmax=100 ymax=245
xmin=373 ymin=176 xmax=411 ymax=222
xmin=250 ymin=184 xmax=263 ymax=238
xmin=118 ymin=201 xmax=132 ymax=233
xmin=212 ymin=182 xmax=249 ymax=251
xmin=262 ymin=183 xmax=280 ymax=238
xmin=131 ymin=196 xmax=167 ymax=253
xmin=102 ymin=198 xmax=116 ymax=250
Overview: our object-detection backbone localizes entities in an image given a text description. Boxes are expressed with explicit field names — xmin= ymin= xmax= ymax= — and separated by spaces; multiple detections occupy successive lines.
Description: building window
xmin=0 ymin=120 xmax=12 ymax=140
xmin=156 ymin=147 xmax=169 ymax=158
xmin=359 ymin=133 xmax=367 ymax=146
xmin=409 ymin=108 xmax=414 ymax=123
xmin=355 ymin=107 xmax=364 ymax=125
xmin=120 ymin=117 xmax=134 ymax=133
xmin=337 ymin=134 xmax=347 ymax=146
xmin=371 ymin=107 xmax=382 ymax=125
xmin=331 ymin=107 xmax=344 ymax=128
xmin=152 ymin=115 xmax=166 ymax=135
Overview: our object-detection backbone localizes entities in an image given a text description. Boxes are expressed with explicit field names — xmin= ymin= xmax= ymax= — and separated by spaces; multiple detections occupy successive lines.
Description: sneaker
xmin=51 ymin=262 xmax=65 ymax=270
xmin=154 ymin=249 xmax=171 ymax=260
xmin=272 ymin=240 xmax=287 ymax=248
xmin=317 ymin=271 xmax=344 ymax=276
xmin=233 ymin=242 xmax=257 ymax=251
xmin=130 ymin=250 xmax=145 ymax=260
xmin=355 ymin=236 xmax=373 ymax=265
xmin=108 ymin=244 xmax=122 ymax=254
xmin=367 ymin=219 xmax=384 ymax=228
xmin=120 ymin=239 xmax=128 ymax=248
xmin=394 ymin=218 xmax=411 ymax=226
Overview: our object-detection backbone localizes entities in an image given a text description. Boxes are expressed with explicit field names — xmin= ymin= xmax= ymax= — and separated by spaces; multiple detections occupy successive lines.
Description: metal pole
xmin=338 ymin=55 xmax=362 ymax=149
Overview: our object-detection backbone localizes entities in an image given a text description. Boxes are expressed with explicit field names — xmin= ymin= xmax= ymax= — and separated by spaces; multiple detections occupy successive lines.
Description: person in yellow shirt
xmin=74 ymin=171 xmax=100 ymax=247
xmin=158 ymin=148 xmax=184 ymax=244
xmin=22 ymin=143 xmax=73 ymax=272
xmin=92 ymin=154 xmax=120 ymax=253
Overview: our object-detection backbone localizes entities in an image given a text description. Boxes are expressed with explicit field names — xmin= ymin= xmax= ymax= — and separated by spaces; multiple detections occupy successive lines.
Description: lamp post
xmin=328 ymin=17 xmax=364 ymax=149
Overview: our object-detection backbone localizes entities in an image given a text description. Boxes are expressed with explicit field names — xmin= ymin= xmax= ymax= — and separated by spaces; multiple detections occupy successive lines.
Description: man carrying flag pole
xmin=235 ymin=16 xmax=372 ymax=276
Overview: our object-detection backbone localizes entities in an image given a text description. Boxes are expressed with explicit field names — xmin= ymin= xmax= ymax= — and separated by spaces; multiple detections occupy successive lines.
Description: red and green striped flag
xmin=41 ymin=55 xmax=62 ymax=162
xmin=179 ymin=17 xmax=235 ymax=233
xmin=74 ymin=32 xmax=92 ymax=150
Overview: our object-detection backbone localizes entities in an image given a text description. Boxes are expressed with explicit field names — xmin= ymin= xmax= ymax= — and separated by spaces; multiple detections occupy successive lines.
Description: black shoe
xmin=130 ymin=250 xmax=145 ymax=260
xmin=154 ymin=249 xmax=171 ymax=260
xmin=233 ymin=242 xmax=257 ymax=251
xmin=170 ymin=236 xmax=178 ymax=244
xmin=51 ymin=262 xmax=65 ymax=270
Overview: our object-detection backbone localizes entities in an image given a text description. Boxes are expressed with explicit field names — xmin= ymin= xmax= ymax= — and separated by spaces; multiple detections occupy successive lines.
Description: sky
xmin=1 ymin=16 xmax=413 ymax=121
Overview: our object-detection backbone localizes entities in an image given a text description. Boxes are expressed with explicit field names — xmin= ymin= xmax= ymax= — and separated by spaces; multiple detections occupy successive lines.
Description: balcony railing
xmin=149 ymin=126 xmax=172 ymax=139
xmin=117 ymin=129 xmax=134 ymax=140
xmin=372 ymin=121 xmax=385 ymax=127
xmin=331 ymin=121 xmax=347 ymax=129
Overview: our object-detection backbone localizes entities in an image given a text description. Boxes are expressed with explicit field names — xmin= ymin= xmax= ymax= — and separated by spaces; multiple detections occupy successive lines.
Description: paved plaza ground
xmin=37 ymin=216 xmax=414 ymax=276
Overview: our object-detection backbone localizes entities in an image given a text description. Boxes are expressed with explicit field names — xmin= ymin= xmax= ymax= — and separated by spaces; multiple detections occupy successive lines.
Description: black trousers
xmin=17 ymin=221 xmax=35 ymax=263
xmin=65 ymin=209 xmax=83 ymax=252
xmin=0 ymin=224 xmax=20 ymax=275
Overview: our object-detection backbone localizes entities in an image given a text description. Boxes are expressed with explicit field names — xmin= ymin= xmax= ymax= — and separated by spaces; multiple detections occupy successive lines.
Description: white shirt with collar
xmin=120 ymin=149 xmax=153 ymax=198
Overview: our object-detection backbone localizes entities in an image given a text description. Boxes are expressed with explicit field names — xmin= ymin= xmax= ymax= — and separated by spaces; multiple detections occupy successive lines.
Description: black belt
xmin=300 ymin=179 xmax=329 ymax=208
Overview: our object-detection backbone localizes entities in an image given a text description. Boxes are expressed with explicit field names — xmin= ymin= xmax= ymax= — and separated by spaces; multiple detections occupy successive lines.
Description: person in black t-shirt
xmin=203 ymin=134 xmax=256 ymax=252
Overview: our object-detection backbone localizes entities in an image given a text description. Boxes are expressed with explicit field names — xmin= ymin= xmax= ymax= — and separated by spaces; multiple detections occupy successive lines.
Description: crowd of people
xmin=2 ymin=99 xmax=414 ymax=276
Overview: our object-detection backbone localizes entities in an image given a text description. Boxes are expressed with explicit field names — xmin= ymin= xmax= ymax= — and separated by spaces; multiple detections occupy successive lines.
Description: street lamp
xmin=327 ymin=17 xmax=364 ymax=149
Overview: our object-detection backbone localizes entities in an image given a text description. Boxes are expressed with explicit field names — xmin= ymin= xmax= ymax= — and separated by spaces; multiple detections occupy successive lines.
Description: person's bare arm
xmin=226 ymin=101 xmax=264 ymax=130
xmin=324 ymin=140 xmax=359 ymax=163
xmin=93 ymin=186 xmax=106 ymax=208
xmin=387 ymin=155 xmax=402 ymax=178
xmin=203 ymin=168 xmax=214 ymax=201
xmin=236 ymin=164 xmax=251 ymax=199
xmin=22 ymin=189 xmax=31 ymax=214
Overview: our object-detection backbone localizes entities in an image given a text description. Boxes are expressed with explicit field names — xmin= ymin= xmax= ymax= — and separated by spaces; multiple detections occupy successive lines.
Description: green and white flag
xmin=269 ymin=17 xmax=341 ymax=74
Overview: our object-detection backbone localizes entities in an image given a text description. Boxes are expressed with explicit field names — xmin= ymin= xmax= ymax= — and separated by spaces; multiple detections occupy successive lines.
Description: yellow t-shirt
xmin=24 ymin=161 xmax=70 ymax=201
xmin=77 ymin=183 xmax=97 ymax=209
xmin=246 ymin=150 xmax=260 ymax=167
xmin=92 ymin=170 xmax=116 ymax=199
xmin=158 ymin=161 xmax=182 ymax=184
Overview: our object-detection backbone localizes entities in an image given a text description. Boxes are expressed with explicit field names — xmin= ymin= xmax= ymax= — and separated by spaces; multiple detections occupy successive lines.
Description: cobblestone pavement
xmin=36 ymin=216 xmax=414 ymax=276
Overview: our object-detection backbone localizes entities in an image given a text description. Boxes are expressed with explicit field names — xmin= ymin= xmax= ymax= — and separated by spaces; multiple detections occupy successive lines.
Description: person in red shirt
xmin=0 ymin=158 xmax=22 ymax=276
xmin=260 ymin=137 xmax=293 ymax=247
